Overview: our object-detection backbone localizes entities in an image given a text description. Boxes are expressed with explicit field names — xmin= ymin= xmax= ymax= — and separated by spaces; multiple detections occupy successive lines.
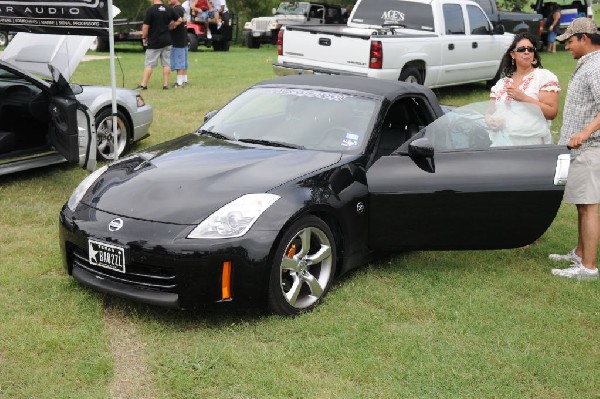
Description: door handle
xmin=448 ymin=43 xmax=455 ymax=50
xmin=319 ymin=38 xmax=331 ymax=46
xmin=472 ymin=42 xmax=478 ymax=49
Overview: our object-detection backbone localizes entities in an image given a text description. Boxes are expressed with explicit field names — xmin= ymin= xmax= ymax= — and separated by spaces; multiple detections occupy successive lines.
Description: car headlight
xmin=67 ymin=165 xmax=108 ymax=211
xmin=188 ymin=193 xmax=280 ymax=239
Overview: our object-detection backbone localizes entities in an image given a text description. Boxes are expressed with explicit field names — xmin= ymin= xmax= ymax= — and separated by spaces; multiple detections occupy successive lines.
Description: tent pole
xmin=108 ymin=0 xmax=119 ymax=161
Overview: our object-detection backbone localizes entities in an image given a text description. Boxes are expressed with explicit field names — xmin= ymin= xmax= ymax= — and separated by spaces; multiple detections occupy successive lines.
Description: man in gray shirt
xmin=549 ymin=18 xmax=600 ymax=280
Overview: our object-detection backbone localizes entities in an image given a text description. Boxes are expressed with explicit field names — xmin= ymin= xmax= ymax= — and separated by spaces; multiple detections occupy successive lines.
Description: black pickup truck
xmin=474 ymin=0 xmax=544 ymax=48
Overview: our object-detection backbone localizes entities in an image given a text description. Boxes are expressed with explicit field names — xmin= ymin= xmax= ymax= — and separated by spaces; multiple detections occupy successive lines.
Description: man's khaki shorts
xmin=145 ymin=46 xmax=172 ymax=68
xmin=564 ymin=146 xmax=600 ymax=205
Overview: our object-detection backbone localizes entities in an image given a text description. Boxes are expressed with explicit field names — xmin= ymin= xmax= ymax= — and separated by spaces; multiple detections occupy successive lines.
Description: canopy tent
xmin=0 ymin=0 xmax=121 ymax=162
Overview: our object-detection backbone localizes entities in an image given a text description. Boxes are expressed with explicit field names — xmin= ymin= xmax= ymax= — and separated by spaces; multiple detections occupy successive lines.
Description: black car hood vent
xmin=84 ymin=134 xmax=341 ymax=224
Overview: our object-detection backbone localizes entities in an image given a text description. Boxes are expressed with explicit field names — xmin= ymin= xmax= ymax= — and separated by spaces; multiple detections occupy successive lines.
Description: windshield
xmin=200 ymin=87 xmax=379 ymax=153
xmin=276 ymin=2 xmax=310 ymax=15
xmin=419 ymin=101 xmax=552 ymax=151
xmin=350 ymin=0 xmax=435 ymax=31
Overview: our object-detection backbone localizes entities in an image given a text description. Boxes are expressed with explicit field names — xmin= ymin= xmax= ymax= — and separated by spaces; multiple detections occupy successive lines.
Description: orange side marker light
xmin=222 ymin=261 xmax=232 ymax=300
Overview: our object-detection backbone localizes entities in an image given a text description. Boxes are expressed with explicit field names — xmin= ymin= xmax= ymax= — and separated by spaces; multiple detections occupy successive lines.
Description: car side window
xmin=376 ymin=97 xmax=431 ymax=159
xmin=421 ymin=101 xmax=553 ymax=152
xmin=467 ymin=5 xmax=491 ymax=34
xmin=443 ymin=4 xmax=465 ymax=34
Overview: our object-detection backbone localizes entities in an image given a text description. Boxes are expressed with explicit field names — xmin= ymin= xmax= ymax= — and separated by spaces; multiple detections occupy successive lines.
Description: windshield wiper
xmin=238 ymin=138 xmax=305 ymax=150
xmin=197 ymin=129 xmax=233 ymax=140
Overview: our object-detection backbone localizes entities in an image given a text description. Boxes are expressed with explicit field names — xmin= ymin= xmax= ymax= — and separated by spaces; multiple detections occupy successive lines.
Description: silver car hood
xmin=0 ymin=33 xmax=94 ymax=81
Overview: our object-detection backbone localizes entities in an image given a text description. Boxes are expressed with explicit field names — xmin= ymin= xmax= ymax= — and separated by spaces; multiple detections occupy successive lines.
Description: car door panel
xmin=367 ymin=146 xmax=568 ymax=251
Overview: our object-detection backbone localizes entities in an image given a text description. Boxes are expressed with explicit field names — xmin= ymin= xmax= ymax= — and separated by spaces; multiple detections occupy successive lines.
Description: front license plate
xmin=88 ymin=239 xmax=126 ymax=273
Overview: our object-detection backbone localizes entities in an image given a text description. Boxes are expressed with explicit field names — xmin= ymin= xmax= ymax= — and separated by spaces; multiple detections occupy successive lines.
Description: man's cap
xmin=557 ymin=17 xmax=599 ymax=42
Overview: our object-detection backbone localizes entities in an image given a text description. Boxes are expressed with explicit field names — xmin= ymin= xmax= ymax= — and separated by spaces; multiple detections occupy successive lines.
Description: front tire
xmin=95 ymin=108 xmax=130 ymax=160
xmin=268 ymin=216 xmax=337 ymax=316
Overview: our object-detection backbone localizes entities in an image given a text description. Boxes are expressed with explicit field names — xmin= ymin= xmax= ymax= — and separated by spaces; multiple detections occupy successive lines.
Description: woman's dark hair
xmin=499 ymin=32 xmax=543 ymax=78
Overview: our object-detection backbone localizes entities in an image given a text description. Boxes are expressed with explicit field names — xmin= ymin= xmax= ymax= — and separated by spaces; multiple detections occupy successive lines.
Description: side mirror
xmin=492 ymin=24 xmax=505 ymax=35
xmin=408 ymin=137 xmax=434 ymax=158
xmin=204 ymin=109 xmax=218 ymax=122
xmin=272 ymin=8 xmax=277 ymax=15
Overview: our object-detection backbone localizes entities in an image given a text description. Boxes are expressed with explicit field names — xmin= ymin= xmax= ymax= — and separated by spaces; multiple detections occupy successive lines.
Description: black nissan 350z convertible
xmin=59 ymin=75 xmax=570 ymax=316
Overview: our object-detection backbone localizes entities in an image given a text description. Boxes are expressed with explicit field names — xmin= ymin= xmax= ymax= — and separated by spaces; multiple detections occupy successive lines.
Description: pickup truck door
xmin=437 ymin=3 xmax=498 ymax=86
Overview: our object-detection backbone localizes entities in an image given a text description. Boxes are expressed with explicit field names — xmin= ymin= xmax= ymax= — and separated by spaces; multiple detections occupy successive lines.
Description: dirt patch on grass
xmin=103 ymin=299 xmax=154 ymax=399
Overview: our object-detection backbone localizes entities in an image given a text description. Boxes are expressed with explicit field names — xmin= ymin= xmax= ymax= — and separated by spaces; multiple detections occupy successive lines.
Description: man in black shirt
xmin=137 ymin=0 xmax=182 ymax=90
xmin=169 ymin=0 xmax=188 ymax=88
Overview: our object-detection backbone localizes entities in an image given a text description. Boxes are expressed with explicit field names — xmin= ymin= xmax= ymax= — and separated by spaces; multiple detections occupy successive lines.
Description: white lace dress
xmin=489 ymin=68 xmax=560 ymax=146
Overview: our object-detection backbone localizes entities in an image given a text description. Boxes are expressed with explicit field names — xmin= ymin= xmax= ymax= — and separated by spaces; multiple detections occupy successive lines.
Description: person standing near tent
xmin=137 ymin=0 xmax=182 ymax=90
xmin=169 ymin=0 xmax=188 ymax=88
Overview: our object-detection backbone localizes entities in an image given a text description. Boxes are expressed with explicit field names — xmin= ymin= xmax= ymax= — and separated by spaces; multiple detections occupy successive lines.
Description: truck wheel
xmin=0 ymin=31 xmax=8 ymax=47
xmin=246 ymin=35 xmax=260 ymax=49
xmin=89 ymin=36 xmax=109 ymax=52
xmin=187 ymin=32 xmax=199 ymax=52
xmin=399 ymin=67 xmax=422 ymax=85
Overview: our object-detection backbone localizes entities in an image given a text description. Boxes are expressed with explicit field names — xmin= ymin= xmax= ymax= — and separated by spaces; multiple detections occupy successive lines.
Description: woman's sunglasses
xmin=514 ymin=46 xmax=536 ymax=53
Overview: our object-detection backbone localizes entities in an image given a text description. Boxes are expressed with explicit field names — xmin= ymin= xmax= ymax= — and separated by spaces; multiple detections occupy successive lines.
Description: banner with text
xmin=0 ymin=0 xmax=109 ymax=36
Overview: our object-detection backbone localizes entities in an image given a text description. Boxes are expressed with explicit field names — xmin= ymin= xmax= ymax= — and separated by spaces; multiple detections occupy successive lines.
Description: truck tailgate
xmin=280 ymin=25 xmax=373 ymax=73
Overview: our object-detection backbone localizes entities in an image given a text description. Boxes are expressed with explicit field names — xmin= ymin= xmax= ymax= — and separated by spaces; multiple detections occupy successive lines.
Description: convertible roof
xmin=255 ymin=75 xmax=440 ymax=104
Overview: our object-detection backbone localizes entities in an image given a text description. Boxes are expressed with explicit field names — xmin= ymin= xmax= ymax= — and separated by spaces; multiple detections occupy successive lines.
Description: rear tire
xmin=399 ymin=66 xmax=422 ymax=85
xmin=268 ymin=216 xmax=337 ymax=316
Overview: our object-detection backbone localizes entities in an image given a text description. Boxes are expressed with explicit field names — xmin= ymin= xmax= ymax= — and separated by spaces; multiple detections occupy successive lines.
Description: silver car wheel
xmin=278 ymin=224 xmax=334 ymax=310
xmin=95 ymin=110 xmax=129 ymax=160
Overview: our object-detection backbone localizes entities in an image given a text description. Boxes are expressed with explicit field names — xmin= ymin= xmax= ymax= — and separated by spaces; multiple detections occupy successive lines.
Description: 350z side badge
xmin=108 ymin=218 xmax=124 ymax=232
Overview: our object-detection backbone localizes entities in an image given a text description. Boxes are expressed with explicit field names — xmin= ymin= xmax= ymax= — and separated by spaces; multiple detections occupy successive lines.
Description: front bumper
xmin=59 ymin=205 xmax=279 ymax=309
xmin=131 ymin=105 xmax=153 ymax=142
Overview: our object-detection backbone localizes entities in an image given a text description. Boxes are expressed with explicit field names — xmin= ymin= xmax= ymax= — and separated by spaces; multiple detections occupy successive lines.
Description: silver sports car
xmin=0 ymin=33 xmax=152 ymax=176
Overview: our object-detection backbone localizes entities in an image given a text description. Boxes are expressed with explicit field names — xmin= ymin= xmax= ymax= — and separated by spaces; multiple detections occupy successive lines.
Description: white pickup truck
xmin=273 ymin=0 xmax=515 ymax=88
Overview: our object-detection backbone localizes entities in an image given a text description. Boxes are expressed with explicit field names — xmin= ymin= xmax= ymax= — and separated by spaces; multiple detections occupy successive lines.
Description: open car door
xmin=48 ymin=65 xmax=96 ymax=172
xmin=367 ymin=101 xmax=569 ymax=251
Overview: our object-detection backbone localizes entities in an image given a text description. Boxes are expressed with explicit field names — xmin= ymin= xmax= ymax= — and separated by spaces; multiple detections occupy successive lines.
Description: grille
xmin=71 ymin=247 xmax=177 ymax=292
xmin=254 ymin=20 xmax=271 ymax=32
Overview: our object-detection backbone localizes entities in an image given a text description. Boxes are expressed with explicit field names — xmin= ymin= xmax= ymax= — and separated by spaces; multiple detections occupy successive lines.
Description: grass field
xmin=0 ymin=44 xmax=599 ymax=398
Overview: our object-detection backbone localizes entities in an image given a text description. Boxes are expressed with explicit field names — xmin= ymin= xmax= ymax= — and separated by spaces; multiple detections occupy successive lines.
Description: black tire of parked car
xmin=267 ymin=215 xmax=337 ymax=316
xmin=95 ymin=108 xmax=131 ymax=161
xmin=246 ymin=35 xmax=261 ymax=49
xmin=399 ymin=66 xmax=423 ymax=85
xmin=89 ymin=36 xmax=110 ymax=52
xmin=0 ymin=31 xmax=9 ymax=47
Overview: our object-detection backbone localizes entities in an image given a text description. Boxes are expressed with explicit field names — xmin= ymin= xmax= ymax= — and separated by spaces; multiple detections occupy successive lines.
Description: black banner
xmin=0 ymin=0 xmax=110 ymax=36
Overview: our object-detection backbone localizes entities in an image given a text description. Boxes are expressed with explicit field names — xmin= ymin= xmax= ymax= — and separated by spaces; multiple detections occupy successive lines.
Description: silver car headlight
xmin=188 ymin=193 xmax=280 ymax=239
xmin=67 ymin=165 xmax=108 ymax=211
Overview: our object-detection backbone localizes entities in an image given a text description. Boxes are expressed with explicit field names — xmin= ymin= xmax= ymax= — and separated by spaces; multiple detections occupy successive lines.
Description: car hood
xmin=0 ymin=32 xmax=94 ymax=81
xmin=84 ymin=134 xmax=342 ymax=224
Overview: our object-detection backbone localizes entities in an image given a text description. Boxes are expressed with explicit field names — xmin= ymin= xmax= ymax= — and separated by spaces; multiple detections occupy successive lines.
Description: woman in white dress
xmin=487 ymin=32 xmax=561 ymax=146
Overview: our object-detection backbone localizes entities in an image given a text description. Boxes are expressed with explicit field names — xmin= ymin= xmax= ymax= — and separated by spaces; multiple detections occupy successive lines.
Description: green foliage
xmin=113 ymin=0 xmax=148 ymax=21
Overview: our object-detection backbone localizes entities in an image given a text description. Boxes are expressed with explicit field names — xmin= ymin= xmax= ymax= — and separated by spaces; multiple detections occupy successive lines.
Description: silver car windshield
xmin=200 ymin=87 xmax=379 ymax=152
